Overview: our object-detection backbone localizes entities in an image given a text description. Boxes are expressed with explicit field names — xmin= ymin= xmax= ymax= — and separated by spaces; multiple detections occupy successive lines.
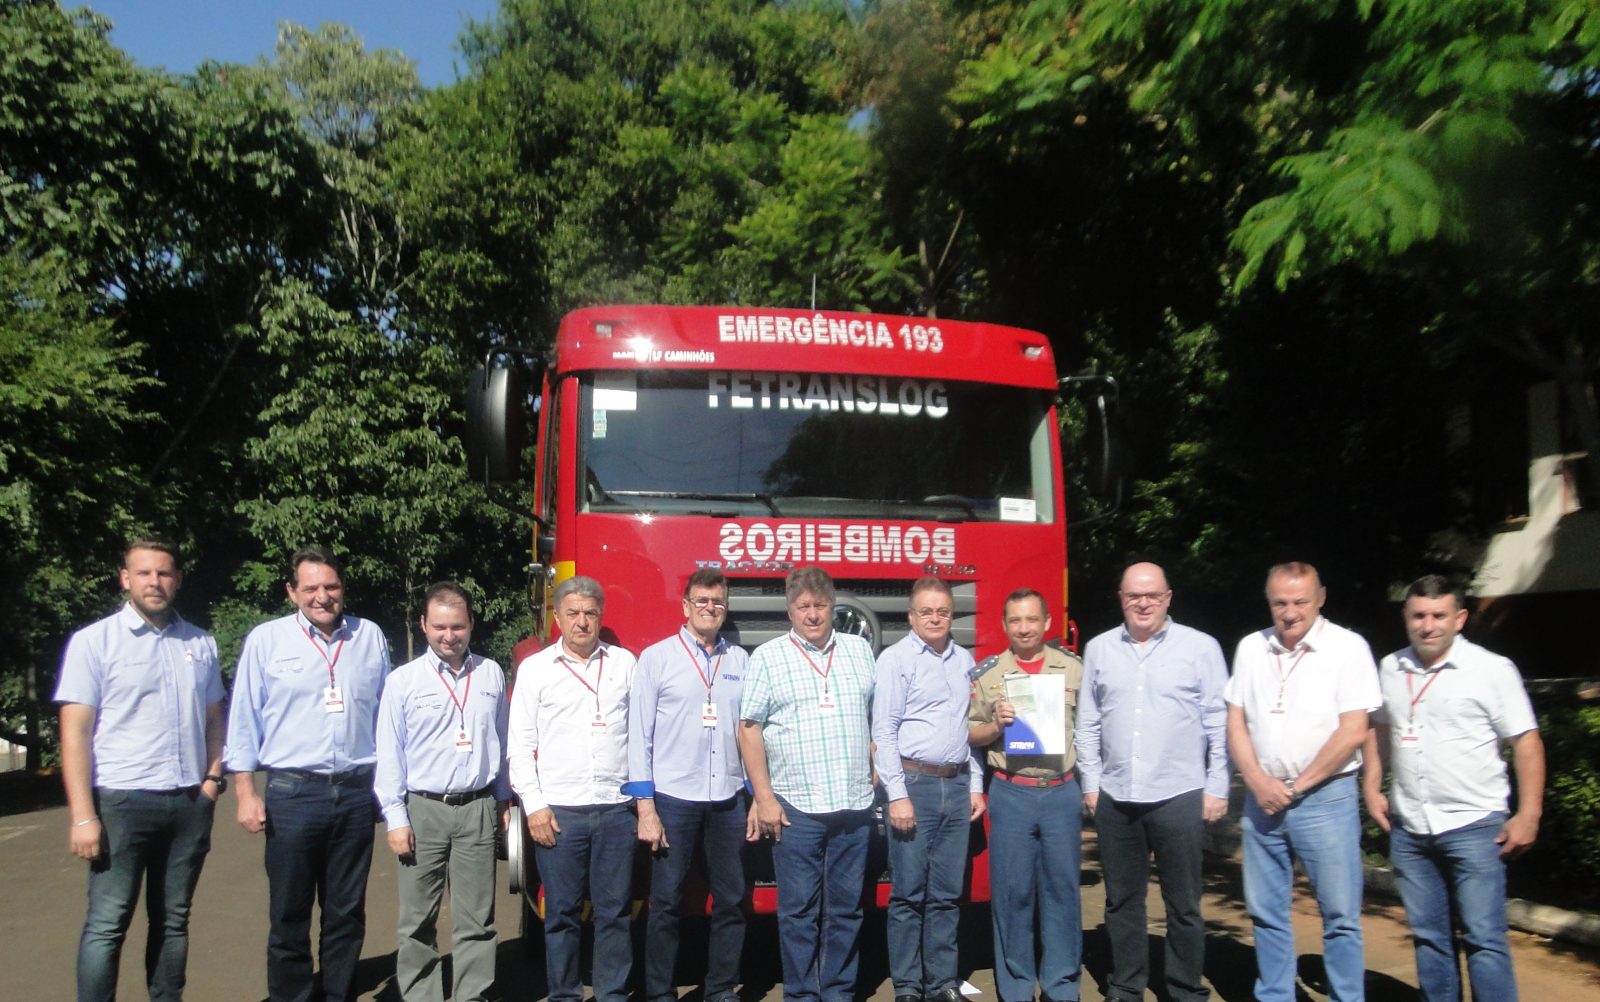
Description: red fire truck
xmin=466 ymin=304 xmax=1113 ymax=925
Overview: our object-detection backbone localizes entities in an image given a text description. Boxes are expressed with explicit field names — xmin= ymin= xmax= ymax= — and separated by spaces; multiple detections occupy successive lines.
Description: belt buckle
xmin=1034 ymin=777 xmax=1049 ymax=788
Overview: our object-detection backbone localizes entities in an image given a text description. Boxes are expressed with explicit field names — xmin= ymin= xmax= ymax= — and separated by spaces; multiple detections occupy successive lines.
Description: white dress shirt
xmin=1374 ymin=636 xmax=1538 ymax=835
xmin=1224 ymin=617 xmax=1381 ymax=781
xmin=508 ymin=639 xmax=636 ymax=814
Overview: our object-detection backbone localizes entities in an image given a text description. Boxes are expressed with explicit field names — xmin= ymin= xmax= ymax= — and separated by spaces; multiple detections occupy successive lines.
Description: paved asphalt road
xmin=3 ymin=774 xmax=1598 ymax=1001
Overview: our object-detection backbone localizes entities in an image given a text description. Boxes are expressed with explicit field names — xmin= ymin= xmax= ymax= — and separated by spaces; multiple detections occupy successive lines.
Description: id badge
xmin=701 ymin=701 xmax=718 ymax=728
xmin=323 ymin=686 xmax=345 ymax=713
xmin=455 ymin=728 xmax=473 ymax=753
xmin=590 ymin=711 xmax=607 ymax=731
xmin=1401 ymin=723 xmax=1420 ymax=745
xmin=818 ymin=691 xmax=837 ymax=713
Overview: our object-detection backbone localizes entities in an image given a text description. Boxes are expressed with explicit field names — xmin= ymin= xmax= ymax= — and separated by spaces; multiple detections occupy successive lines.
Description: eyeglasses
xmin=1119 ymin=591 xmax=1170 ymax=603
xmin=689 ymin=597 xmax=728 ymax=610
xmin=913 ymin=608 xmax=954 ymax=621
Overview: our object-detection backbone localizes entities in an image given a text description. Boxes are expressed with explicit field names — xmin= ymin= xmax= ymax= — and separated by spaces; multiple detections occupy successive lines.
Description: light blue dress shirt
xmin=1076 ymin=618 xmax=1230 ymax=802
xmin=224 ymin=611 xmax=391 ymax=774
xmin=54 ymin=603 xmax=224 ymax=790
xmin=624 ymin=626 xmax=750 ymax=802
xmin=871 ymin=632 xmax=983 ymax=801
xmin=375 ymin=650 xmax=511 ymax=830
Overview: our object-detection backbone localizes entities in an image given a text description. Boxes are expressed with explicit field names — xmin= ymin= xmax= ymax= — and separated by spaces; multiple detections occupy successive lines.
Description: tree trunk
xmin=25 ymin=660 xmax=41 ymax=772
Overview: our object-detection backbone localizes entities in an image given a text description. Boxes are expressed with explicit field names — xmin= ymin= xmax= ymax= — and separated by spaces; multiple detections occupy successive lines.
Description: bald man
xmin=1076 ymin=562 xmax=1229 ymax=1002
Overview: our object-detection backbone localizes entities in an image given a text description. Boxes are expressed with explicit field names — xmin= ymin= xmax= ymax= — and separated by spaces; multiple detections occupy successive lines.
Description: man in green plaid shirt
xmin=740 ymin=566 xmax=875 ymax=1002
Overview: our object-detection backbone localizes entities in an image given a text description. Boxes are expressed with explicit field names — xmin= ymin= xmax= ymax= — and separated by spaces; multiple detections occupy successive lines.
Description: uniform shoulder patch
xmin=974 ymin=654 xmax=1002 ymax=678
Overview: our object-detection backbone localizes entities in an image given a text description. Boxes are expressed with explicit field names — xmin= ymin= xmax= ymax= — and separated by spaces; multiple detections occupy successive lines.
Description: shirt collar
xmin=1267 ymin=616 xmax=1323 ymax=655
xmin=1119 ymin=618 xmax=1171 ymax=646
xmin=427 ymin=649 xmax=477 ymax=676
xmin=910 ymin=633 xmax=954 ymax=660
xmin=557 ymin=639 xmax=608 ymax=665
xmin=680 ymin=625 xmax=726 ymax=657
xmin=118 ymin=601 xmax=180 ymax=636
xmin=1398 ymin=642 xmax=1459 ymax=674
xmin=296 ymin=610 xmax=351 ymax=643
xmin=788 ymin=629 xmax=835 ymax=655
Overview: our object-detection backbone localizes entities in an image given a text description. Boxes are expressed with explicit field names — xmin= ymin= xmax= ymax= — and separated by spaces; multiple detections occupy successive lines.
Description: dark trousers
xmin=263 ymin=769 xmax=376 ymax=1002
xmin=886 ymin=773 xmax=970 ymax=996
xmin=535 ymin=802 xmax=637 ymax=1002
xmin=645 ymin=792 xmax=749 ymax=1002
xmin=1095 ymin=789 xmax=1209 ymax=1002
xmin=78 ymin=787 xmax=215 ymax=1002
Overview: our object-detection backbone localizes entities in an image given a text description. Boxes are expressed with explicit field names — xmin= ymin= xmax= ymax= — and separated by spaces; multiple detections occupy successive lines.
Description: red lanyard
xmin=302 ymin=623 xmax=344 ymax=688
xmin=435 ymin=660 xmax=473 ymax=728
xmin=1405 ymin=668 xmax=1444 ymax=724
xmin=789 ymin=636 xmax=834 ymax=692
xmin=677 ymin=633 xmax=721 ymax=695
xmin=558 ymin=648 xmax=606 ymax=715
xmin=1273 ymin=648 xmax=1308 ymax=697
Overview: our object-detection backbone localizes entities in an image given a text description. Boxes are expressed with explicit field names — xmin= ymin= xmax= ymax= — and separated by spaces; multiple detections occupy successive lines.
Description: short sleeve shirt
xmin=968 ymin=646 xmax=1084 ymax=776
xmin=54 ymin=604 xmax=224 ymax=790
xmin=1374 ymin=637 xmax=1538 ymax=834
xmin=741 ymin=630 xmax=875 ymax=814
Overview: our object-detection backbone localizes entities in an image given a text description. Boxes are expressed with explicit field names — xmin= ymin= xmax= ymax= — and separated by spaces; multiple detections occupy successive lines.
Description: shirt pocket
xmin=267 ymin=654 xmax=306 ymax=678
xmin=103 ymin=660 xmax=159 ymax=705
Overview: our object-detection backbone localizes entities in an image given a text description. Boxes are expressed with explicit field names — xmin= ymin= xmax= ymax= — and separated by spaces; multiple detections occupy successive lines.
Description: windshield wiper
xmin=606 ymin=490 xmax=782 ymax=517
xmin=920 ymin=495 xmax=981 ymax=521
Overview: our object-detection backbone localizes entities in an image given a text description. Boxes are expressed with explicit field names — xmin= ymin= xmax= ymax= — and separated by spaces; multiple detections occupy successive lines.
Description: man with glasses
xmin=626 ymin=569 xmax=753 ymax=1002
xmin=740 ymin=567 xmax=876 ymax=1002
xmin=1076 ymin=562 xmax=1229 ymax=1002
xmin=968 ymin=588 xmax=1086 ymax=1002
xmin=873 ymin=577 xmax=986 ymax=1002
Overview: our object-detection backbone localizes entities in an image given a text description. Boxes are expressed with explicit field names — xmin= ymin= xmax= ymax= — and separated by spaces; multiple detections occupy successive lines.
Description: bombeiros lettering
xmin=706 ymin=372 xmax=949 ymax=418
xmin=719 ymin=522 xmax=957 ymax=567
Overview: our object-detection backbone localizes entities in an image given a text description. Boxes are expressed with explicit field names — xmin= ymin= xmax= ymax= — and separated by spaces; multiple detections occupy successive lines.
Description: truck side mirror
xmin=465 ymin=365 xmax=526 ymax=484
xmin=1061 ymin=370 xmax=1122 ymax=504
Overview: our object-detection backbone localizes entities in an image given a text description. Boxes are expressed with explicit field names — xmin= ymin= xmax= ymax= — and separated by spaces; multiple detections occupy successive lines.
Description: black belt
xmin=268 ymin=765 xmax=374 ymax=785
xmin=411 ymin=787 xmax=493 ymax=807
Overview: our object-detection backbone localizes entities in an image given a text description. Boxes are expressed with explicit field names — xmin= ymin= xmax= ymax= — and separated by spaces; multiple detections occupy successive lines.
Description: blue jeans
xmin=263 ymin=768 xmax=377 ymax=1002
xmin=770 ymin=798 xmax=871 ymax=1002
xmin=646 ymin=792 xmax=749 ymax=1002
xmin=77 ymin=787 xmax=215 ymax=1002
xmin=886 ymin=773 xmax=970 ymax=996
xmin=1389 ymin=812 xmax=1515 ymax=1002
xmin=1241 ymin=773 xmax=1365 ymax=1002
xmin=987 ymin=774 xmax=1083 ymax=1002
xmin=535 ymin=803 xmax=637 ymax=1002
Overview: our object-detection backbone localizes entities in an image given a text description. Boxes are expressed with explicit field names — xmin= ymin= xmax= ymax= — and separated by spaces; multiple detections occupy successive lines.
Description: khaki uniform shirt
xmin=969 ymin=646 xmax=1084 ymax=777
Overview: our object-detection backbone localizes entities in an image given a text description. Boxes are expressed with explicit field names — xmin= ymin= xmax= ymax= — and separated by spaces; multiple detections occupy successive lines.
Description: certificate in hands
xmin=1002 ymin=672 xmax=1067 ymax=772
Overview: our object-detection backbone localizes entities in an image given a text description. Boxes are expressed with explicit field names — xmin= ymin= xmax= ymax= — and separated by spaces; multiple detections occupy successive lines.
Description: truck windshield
xmin=579 ymin=370 xmax=1057 ymax=522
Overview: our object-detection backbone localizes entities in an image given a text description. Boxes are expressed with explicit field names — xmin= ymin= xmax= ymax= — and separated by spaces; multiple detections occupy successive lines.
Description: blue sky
xmin=78 ymin=1 xmax=500 ymax=87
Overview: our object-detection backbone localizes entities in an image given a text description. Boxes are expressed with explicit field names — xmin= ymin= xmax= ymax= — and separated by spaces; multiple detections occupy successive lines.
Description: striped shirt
xmin=741 ymin=629 xmax=875 ymax=814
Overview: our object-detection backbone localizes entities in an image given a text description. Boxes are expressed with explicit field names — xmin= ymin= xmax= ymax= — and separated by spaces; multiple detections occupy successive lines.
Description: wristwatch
xmin=204 ymin=773 xmax=228 ymax=794
xmin=1285 ymin=778 xmax=1300 ymax=800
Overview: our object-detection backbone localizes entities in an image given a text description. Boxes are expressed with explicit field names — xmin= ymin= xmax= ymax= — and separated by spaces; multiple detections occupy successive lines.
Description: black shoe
xmin=897 ymin=994 xmax=923 ymax=1002
xmin=926 ymin=989 xmax=963 ymax=1002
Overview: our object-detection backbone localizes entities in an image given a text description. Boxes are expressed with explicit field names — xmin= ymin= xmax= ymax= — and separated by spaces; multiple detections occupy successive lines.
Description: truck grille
xmin=721 ymin=578 xmax=977 ymax=656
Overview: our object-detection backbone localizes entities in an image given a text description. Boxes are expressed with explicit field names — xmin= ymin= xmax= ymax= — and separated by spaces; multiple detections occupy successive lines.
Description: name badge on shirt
xmin=455 ymin=728 xmax=473 ymax=753
xmin=1401 ymin=722 xmax=1420 ymax=745
xmin=818 ymin=691 xmax=837 ymax=713
xmin=324 ymin=686 xmax=345 ymax=713
xmin=591 ymin=711 xmax=607 ymax=731
xmin=701 ymin=701 xmax=718 ymax=728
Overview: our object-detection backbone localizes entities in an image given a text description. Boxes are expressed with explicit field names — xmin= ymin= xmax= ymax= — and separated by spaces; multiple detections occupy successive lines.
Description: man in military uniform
xmin=969 ymin=588 xmax=1086 ymax=1002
